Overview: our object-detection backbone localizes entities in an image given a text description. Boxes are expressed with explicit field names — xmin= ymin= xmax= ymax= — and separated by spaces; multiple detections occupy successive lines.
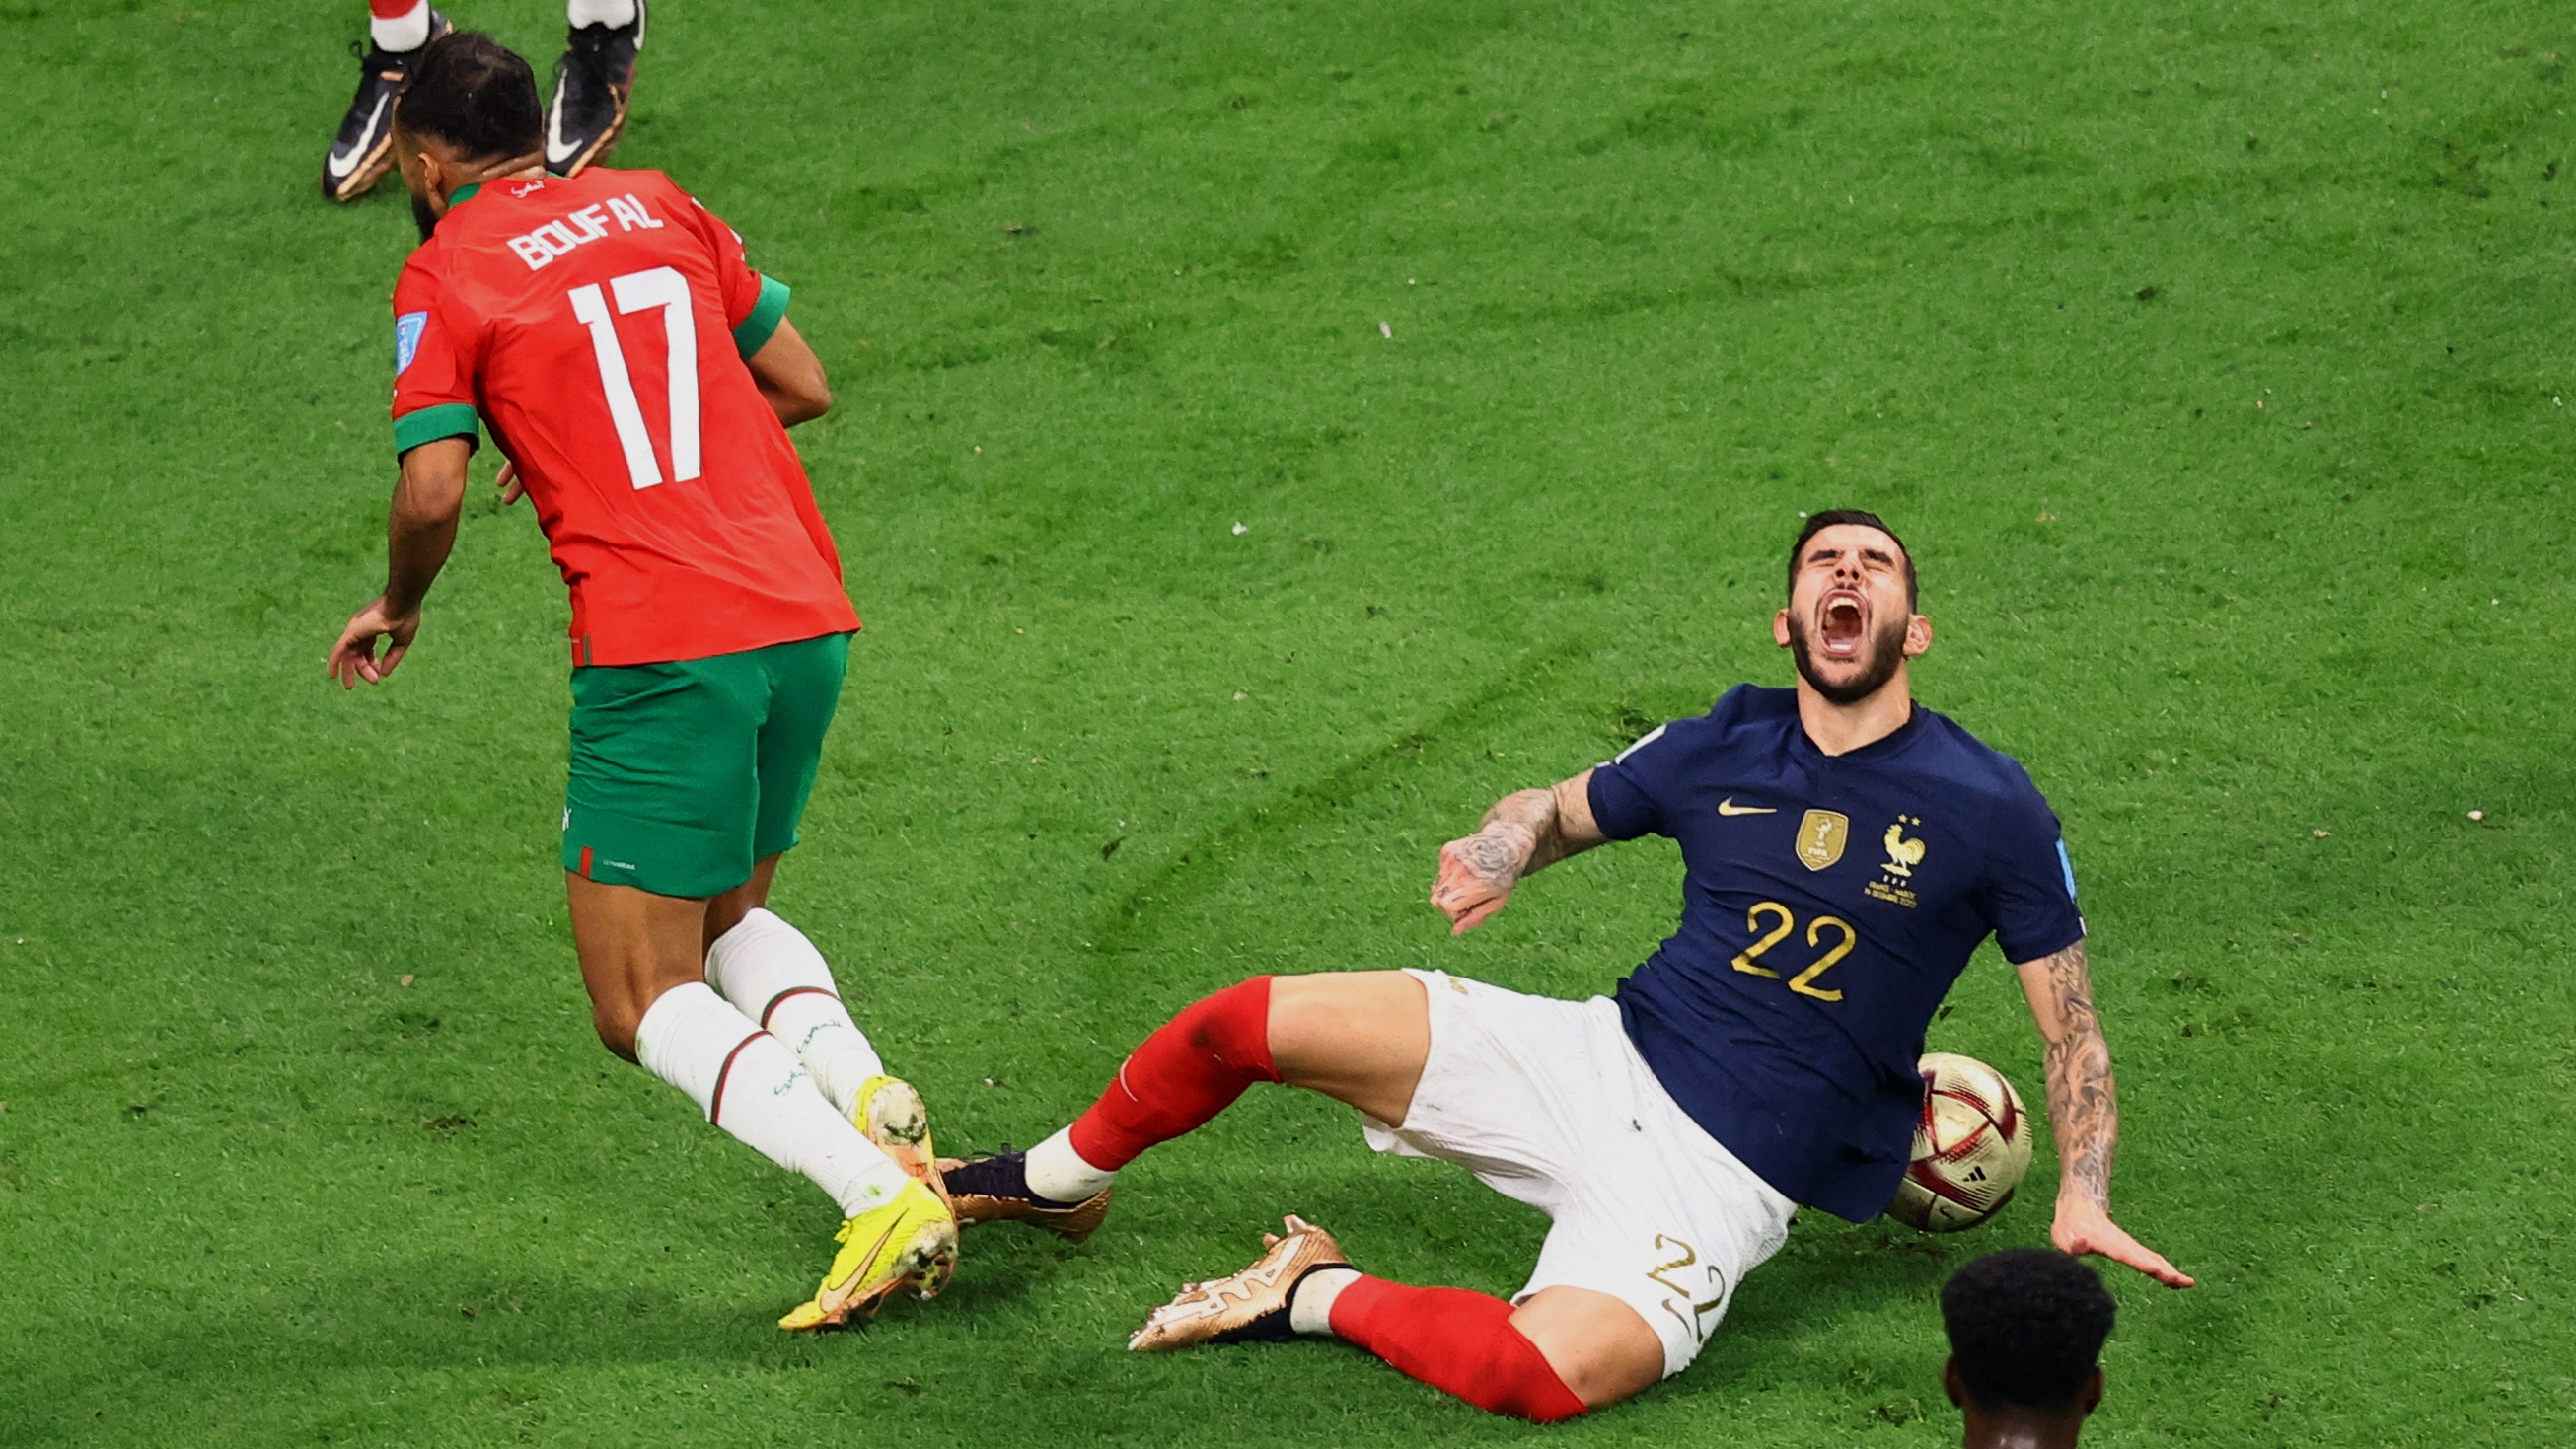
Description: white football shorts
xmin=1361 ymin=969 xmax=1797 ymax=1378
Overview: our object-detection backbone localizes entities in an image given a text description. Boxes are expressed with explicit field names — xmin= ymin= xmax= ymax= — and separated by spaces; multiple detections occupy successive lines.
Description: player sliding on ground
xmin=944 ymin=511 xmax=2192 ymax=1419
xmin=324 ymin=33 xmax=956 ymax=1331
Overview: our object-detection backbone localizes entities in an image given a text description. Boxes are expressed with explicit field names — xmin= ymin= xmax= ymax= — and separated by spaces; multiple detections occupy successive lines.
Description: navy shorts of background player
xmin=1590 ymin=682 xmax=2086 ymax=1222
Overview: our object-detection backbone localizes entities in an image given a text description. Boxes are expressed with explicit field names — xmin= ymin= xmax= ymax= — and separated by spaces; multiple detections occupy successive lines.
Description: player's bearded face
xmin=1781 ymin=526 xmax=1921 ymax=706
xmin=1788 ymin=603 xmax=1910 ymax=704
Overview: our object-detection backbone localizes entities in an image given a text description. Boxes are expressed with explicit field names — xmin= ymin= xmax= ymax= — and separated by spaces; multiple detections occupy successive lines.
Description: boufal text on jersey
xmin=506 ymin=192 xmax=668 ymax=271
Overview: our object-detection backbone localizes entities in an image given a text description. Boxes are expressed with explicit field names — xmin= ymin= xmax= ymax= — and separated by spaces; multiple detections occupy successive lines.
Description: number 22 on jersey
xmin=569 ymin=265 xmax=699 ymax=489
xmin=1730 ymin=901 xmax=1857 ymax=1001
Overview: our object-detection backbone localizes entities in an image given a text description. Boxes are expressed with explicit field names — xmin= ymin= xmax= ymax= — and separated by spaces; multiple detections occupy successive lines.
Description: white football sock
xmin=703 ymin=908 xmax=886 ymax=1119
xmin=633 ymin=982 xmax=913 ymax=1218
xmin=1024 ymin=1125 xmax=1119 ymax=1203
xmin=566 ymin=0 xmax=638 ymax=28
xmin=1289 ymin=1267 xmax=1361 ymax=1337
xmin=369 ymin=0 xmax=431 ymax=52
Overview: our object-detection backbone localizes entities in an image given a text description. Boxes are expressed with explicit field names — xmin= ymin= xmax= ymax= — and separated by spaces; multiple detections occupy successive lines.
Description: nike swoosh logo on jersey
xmin=1716 ymin=798 xmax=1778 ymax=816
xmin=545 ymin=76 xmax=581 ymax=165
xmin=327 ymin=94 xmax=392 ymax=175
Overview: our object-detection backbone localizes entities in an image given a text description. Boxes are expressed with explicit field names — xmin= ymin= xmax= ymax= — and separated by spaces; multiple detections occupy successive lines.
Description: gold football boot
xmin=1129 ymin=1215 xmax=1353 ymax=1351
xmin=936 ymin=1150 xmax=1114 ymax=1243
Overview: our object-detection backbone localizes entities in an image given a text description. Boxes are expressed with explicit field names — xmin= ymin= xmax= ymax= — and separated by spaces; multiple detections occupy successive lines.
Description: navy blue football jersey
xmin=1589 ymin=685 xmax=2084 ymax=1222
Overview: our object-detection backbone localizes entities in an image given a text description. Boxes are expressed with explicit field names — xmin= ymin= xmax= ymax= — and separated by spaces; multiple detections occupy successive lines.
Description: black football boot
xmin=321 ymin=9 xmax=453 ymax=202
xmin=544 ymin=0 xmax=647 ymax=178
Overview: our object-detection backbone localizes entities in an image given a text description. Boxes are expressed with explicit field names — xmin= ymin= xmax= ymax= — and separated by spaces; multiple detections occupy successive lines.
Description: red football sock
xmin=1066 ymin=977 xmax=1279 ymax=1170
xmin=1328 ymin=1276 xmax=1590 ymax=1422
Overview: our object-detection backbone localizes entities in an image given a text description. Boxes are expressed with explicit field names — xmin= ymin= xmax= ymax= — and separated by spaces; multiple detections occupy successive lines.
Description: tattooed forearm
xmin=2032 ymin=941 xmax=2118 ymax=1209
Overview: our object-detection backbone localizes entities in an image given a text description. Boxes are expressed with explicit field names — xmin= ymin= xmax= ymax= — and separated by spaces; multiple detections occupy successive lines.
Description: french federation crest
xmin=1881 ymin=816 xmax=1927 ymax=878
xmin=395 ymin=311 xmax=428 ymax=374
xmin=1795 ymin=809 xmax=1849 ymax=871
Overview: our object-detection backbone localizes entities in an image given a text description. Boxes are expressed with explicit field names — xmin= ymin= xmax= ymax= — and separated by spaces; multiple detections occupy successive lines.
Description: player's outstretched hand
xmin=495 ymin=459 xmax=526 ymax=506
xmin=2053 ymin=1197 xmax=2194 ymax=1289
xmin=327 ymin=597 xmax=421 ymax=689
xmin=1432 ymin=823 xmax=1536 ymax=935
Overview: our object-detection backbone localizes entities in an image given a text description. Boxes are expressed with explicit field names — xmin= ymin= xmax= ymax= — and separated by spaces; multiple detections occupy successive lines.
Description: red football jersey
xmin=390 ymin=168 xmax=859 ymax=666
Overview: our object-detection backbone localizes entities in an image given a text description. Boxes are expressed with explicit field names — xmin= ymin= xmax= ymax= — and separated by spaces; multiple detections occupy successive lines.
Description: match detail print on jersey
xmin=570 ymin=266 xmax=701 ymax=488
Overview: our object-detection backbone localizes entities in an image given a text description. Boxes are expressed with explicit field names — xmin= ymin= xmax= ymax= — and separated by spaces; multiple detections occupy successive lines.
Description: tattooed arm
xmin=2015 ymin=940 xmax=2195 ymax=1288
xmin=1429 ymin=770 xmax=1607 ymax=935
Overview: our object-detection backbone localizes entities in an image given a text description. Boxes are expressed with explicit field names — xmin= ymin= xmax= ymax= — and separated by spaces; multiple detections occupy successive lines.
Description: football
xmin=1886 ymin=1051 xmax=2034 ymax=1232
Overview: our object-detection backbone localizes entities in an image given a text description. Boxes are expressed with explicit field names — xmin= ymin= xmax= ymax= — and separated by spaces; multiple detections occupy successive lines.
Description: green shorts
xmin=562 ymin=631 xmax=851 ymax=899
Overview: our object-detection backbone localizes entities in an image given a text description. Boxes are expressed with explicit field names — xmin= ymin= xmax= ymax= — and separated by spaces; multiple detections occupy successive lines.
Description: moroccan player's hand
xmin=1432 ymin=823 xmax=1536 ymax=935
xmin=495 ymin=459 xmax=526 ymax=506
xmin=327 ymin=597 xmax=421 ymax=689
xmin=2053 ymin=1196 xmax=2194 ymax=1289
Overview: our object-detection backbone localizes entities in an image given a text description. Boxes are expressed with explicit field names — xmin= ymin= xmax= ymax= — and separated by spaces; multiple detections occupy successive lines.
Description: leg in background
xmin=367 ymin=0 xmax=430 ymax=53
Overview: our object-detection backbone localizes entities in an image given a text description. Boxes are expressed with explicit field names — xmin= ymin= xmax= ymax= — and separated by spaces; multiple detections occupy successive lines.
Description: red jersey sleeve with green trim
xmin=382 ymin=167 xmax=856 ymax=667
xmin=389 ymin=251 xmax=483 ymax=454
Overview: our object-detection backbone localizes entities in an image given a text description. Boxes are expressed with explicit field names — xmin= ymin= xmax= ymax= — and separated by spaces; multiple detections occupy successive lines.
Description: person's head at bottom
xmin=1941 ymin=1248 xmax=2115 ymax=1448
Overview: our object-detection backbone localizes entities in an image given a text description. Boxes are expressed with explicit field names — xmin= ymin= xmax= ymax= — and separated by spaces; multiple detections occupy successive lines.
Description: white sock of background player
xmin=367 ymin=0 xmax=430 ymax=52
xmin=632 ymin=982 xmax=912 ymax=1218
xmin=565 ymin=0 xmax=638 ymax=28
xmin=703 ymin=908 xmax=887 ymax=1119
xmin=369 ymin=1 xmax=635 ymax=57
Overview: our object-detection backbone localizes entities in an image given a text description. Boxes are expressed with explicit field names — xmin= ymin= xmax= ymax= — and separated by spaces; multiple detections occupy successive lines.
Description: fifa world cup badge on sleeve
xmin=395 ymin=312 xmax=428 ymax=374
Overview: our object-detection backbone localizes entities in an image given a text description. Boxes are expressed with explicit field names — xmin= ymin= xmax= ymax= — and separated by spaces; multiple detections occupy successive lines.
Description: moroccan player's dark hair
xmin=1941 ymin=1249 xmax=2116 ymax=1413
xmin=395 ymin=32 xmax=541 ymax=164
xmin=1788 ymin=508 xmax=1917 ymax=607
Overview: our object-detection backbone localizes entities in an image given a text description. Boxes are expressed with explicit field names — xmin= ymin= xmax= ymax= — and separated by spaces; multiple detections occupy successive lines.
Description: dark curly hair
xmin=394 ymin=31 xmax=541 ymax=164
xmin=1941 ymin=1249 xmax=2115 ymax=1412
xmin=1788 ymin=508 xmax=1917 ymax=608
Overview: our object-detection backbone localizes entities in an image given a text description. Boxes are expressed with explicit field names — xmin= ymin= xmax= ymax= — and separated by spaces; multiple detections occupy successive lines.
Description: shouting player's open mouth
xmin=1817 ymin=590 xmax=1869 ymax=660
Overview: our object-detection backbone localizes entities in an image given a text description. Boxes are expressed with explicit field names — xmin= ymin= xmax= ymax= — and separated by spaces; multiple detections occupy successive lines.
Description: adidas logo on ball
xmin=1887 ymin=1051 xmax=2034 ymax=1232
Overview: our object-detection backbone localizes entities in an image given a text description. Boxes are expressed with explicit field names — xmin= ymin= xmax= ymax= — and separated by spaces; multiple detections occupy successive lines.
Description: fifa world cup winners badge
xmin=1794 ymin=809 xmax=1848 ymax=870
xmin=1865 ymin=816 xmax=1926 ymax=908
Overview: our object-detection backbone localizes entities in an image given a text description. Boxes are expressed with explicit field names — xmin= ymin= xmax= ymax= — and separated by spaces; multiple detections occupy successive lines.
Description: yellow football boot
xmin=776 ymin=1178 xmax=959 ymax=1332
xmin=852 ymin=1074 xmax=944 ymax=1195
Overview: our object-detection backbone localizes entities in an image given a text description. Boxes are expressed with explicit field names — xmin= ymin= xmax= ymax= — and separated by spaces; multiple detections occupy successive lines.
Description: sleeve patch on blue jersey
xmin=395 ymin=312 xmax=428 ymax=375
xmin=2056 ymin=839 xmax=2079 ymax=901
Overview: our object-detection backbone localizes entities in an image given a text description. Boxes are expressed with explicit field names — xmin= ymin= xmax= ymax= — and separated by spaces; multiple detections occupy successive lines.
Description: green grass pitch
xmin=4 ymin=0 xmax=2574 ymax=1443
